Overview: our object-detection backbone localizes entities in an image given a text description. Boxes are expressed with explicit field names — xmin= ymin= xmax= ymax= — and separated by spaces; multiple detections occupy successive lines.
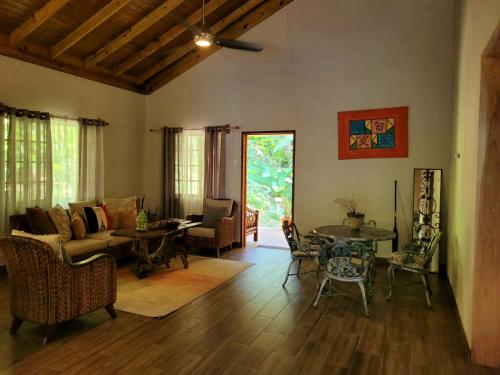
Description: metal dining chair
xmin=314 ymin=238 xmax=373 ymax=317
xmin=281 ymin=221 xmax=321 ymax=288
xmin=386 ymin=231 xmax=442 ymax=307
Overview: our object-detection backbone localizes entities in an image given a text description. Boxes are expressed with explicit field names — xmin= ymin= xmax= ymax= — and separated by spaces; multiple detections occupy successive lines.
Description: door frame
xmin=240 ymin=130 xmax=296 ymax=248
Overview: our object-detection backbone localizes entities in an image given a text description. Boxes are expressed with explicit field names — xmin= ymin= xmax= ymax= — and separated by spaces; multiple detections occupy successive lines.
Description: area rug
xmin=115 ymin=256 xmax=253 ymax=318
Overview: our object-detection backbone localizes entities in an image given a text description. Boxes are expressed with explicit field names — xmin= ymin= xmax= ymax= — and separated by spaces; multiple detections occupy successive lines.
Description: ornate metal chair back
xmin=282 ymin=221 xmax=300 ymax=252
xmin=319 ymin=239 xmax=371 ymax=280
xmin=423 ymin=231 xmax=442 ymax=265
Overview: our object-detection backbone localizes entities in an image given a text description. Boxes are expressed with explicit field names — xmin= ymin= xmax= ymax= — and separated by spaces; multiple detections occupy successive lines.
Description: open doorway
xmin=241 ymin=131 xmax=295 ymax=249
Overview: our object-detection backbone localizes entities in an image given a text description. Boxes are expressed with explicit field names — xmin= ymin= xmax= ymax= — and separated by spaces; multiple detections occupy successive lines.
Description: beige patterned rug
xmin=115 ymin=256 xmax=253 ymax=318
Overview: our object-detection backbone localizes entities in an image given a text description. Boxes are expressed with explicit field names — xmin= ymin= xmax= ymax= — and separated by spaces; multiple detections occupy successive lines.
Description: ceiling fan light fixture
xmin=194 ymin=33 xmax=212 ymax=47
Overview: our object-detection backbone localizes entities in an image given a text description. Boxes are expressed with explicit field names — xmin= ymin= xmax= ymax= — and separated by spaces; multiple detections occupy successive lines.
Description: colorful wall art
xmin=338 ymin=106 xmax=408 ymax=159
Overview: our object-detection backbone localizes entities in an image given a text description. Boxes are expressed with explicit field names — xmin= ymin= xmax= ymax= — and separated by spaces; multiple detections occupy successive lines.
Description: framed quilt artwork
xmin=338 ymin=106 xmax=408 ymax=159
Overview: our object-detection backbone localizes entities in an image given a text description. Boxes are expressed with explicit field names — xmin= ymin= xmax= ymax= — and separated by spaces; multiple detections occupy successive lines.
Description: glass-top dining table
xmin=312 ymin=225 xmax=397 ymax=302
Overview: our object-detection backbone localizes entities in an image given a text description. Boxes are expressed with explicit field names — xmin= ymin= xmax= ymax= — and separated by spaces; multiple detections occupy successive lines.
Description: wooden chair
xmin=314 ymin=239 xmax=373 ymax=317
xmin=0 ymin=236 xmax=117 ymax=343
xmin=185 ymin=199 xmax=238 ymax=258
xmin=386 ymin=231 xmax=442 ymax=307
xmin=281 ymin=221 xmax=321 ymax=288
xmin=245 ymin=207 xmax=259 ymax=242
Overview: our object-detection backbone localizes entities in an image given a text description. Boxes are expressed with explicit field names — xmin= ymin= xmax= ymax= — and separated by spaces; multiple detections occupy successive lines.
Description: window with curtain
xmin=51 ymin=117 xmax=79 ymax=207
xmin=0 ymin=111 xmax=52 ymax=233
xmin=175 ymin=129 xmax=205 ymax=216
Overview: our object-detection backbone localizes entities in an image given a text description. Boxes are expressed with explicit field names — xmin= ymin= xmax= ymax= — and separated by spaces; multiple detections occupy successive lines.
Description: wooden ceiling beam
xmin=9 ymin=0 xmax=71 ymax=45
xmin=0 ymin=34 xmax=141 ymax=93
xmin=136 ymin=0 xmax=266 ymax=85
xmin=144 ymin=0 xmax=295 ymax=93
xmin=51 ymin=0 xmax=133 ymax=59
xmin=113 ymin=0 xmax=229 ymax=77
xmin=85 ymin=0 xmax=184 ymax=68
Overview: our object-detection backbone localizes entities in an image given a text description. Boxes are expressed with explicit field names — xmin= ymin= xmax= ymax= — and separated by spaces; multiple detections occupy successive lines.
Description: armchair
xmin=0 ymin=236 xmax=117 ymax=343
xmin=386 ymin=231 xmax=442 ymax=307
xmin=185 ymin=199 xmax=238 ymax=258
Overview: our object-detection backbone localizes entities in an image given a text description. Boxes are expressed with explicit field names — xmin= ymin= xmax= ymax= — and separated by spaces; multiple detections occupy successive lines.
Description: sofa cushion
xmin=84 ymin=206 xmax=109 ymax=233
xmin=87 ymin=230 xmax=132 ymax=247
xmin=48 ymin=204 xmax=72 ymax=241
xmin=25 ymin=207 xmax=57 ymax=235
xmin=104 ymin=196 xmax=137 ymax=229
xmin=69 ymin=199 xmax=97 ymax=218
xmin=63 ymin=239 xmax=108 ymax=257
xmin=187 ymin=226 xmax=215 ymax=239
xmin=71 ymin=212 xmax=87 ymax=240
xmin=203 ymin=206 xmax=229 ymax=227
xmin=205 ymin=199 xmax=233 ymax=216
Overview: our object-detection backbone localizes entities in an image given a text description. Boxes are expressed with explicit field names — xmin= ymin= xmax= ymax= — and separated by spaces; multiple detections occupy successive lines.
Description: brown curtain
xmin=162 ymin=127 xmax=181 ymax=218
xmin=204 ymin=125 xmax=229 ymax=199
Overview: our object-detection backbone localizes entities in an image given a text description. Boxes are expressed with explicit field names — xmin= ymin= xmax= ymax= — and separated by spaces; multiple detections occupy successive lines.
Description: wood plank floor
xmin=0 ymin=246 xmax=497 ymax=374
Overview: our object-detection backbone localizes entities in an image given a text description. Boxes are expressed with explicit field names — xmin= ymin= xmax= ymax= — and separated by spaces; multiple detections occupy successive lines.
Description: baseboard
xmin=442 ymin=267 xmax=472 ymax=363
xmin=232 ymin=241 xmax=242 ymax=249
xmin=0 ymin=264 xmax=6 ymax=277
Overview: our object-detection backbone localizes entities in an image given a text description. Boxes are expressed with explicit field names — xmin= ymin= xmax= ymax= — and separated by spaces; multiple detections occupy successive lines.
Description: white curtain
xmin=78 ymin=124 xmax=104 ymax=202
xmin=176 ymin=129 xmax=205 ymax=217
xmin=0 ymin=112 xmax=52 ymax=233
xmin=51 ymin=117 xmax=79 ymax=207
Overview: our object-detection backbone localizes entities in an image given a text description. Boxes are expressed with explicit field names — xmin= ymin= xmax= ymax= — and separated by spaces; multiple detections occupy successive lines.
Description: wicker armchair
xmin=0 ymin=236 xmax=117 ymax=343
xmin=185 ymin=199 xmax=238 ymax=258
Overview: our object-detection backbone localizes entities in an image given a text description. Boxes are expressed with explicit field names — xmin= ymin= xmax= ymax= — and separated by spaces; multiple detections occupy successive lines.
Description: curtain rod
xmin=149 ymin=125 xmax=240 ymax=133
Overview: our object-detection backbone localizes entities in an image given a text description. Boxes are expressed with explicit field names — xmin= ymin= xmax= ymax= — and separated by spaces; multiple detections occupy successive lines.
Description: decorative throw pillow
xmin=205 ymin=199 xmax=233 ymax=216
xmin=48 ymin=204 xmax=73 ymax=242
xmin=69 ymin=199 xmax=97 ymax=218
xmin=104 ymin=196 xmax=137 ymax=229
xmin=26 ymin=207 xmax=57 ymax=235
xmin=203 ymin=206 xmax=230 ymax=227
xmin=84 ymin=206 xmax=109 ymax=233
xmin=11 ymin=229 xmax=71 ymax=263
xmin=71 ymin=212 xmax=87 ymax=240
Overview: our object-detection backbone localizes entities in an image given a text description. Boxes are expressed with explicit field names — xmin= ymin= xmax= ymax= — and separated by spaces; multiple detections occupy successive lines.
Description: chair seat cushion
xmin=63 ymin=239 xmax=108 ymax=257
xmin=388 ymin=251 xmax=426 ymax=270
xmin=187 ymin=226 xmax=215 ymax=239
xmin=292 ymin=249 xmax=320 ymax=257
xmin=87 ymin=230 xmax=132 ymax=247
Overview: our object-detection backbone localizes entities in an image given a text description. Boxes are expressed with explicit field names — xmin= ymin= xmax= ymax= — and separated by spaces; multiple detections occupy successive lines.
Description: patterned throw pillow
xmin=11 ymin=229 xmax=71 ymax=263
xmin=71 ymin=212 xmax=87 ymax=240
xmin=84 ymin=206 xmax=109 ymax=233
xmin=69 ymin=199 xmax=97 ymax=218
xmin=48 ymin=204 xmax=72 ymax=242
xmin=104 ymin=196 xmax=137 ymax=229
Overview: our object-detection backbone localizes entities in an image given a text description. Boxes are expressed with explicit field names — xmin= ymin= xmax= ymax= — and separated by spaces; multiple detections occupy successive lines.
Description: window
xmin=176 ymin=130 xmax=204 ymax=196
xmin=175 ymin=129 xmax=205 ymax=216
xmin=51 ymin=118 xmax=79 ymax=207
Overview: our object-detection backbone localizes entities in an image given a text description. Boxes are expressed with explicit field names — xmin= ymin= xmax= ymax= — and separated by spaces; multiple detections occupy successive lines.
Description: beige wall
xmin=144 ymin=0 xmax=455 ymax=258
xmin=0 ymin=55 xmax=146 ymax=199
xmin=448 ymin=0 xmax=500 ymax=346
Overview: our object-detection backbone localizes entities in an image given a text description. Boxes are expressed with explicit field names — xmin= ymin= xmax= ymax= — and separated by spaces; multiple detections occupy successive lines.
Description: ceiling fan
xmin=181 ymin=0 xmax=263 ymax=52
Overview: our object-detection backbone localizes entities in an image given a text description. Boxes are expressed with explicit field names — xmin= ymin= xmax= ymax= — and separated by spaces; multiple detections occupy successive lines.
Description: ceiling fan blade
xmin=214 ymin=38 xmax=263 ymax=52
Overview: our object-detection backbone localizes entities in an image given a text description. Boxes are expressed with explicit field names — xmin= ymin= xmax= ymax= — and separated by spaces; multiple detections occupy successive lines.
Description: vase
xmin=346 ymin=212 xmax=365 ymax=231
xmin=136 ymin=210 xmax=148 ymax=232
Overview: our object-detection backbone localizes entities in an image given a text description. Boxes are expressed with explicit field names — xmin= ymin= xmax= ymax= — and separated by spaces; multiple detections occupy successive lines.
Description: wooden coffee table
xmin=112 ymin=219 xmax=201 ymax=279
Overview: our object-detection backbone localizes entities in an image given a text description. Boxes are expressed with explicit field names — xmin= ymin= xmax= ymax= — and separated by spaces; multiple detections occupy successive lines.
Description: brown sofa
xmin=9 ymin=213 xmax=133 ymax=262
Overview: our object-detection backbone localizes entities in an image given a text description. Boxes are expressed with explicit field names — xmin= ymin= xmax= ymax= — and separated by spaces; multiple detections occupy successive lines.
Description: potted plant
xmin=278 ymin=197 xmax=292 ymax=225
xmin=335 ymin=197 xmax=365 ymax=231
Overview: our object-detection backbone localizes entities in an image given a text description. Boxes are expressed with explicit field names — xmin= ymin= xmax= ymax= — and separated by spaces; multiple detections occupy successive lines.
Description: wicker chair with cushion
xmin=0 ymin=236 xmax=117 ymax=343
xmin=185 ymin=199 xmax=238 ymax=258
xmin=386 ymin=231 xmax=442 ymax=307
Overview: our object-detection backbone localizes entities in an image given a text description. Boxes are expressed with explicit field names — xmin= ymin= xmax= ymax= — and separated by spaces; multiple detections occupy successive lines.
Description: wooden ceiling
xmin=0 ymin=0 xmax=294 ymax=94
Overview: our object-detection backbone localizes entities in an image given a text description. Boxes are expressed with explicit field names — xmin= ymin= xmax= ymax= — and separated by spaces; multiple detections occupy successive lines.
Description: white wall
xmin=144 ymin=0 xmax=455 ymax=258
xmin=448 ymin=0 xmax=500 ymax=347
xmin=0 ymin=55 xmax=146 ymax=199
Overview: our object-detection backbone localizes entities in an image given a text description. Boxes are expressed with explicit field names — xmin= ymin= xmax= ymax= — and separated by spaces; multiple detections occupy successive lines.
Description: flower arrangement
xmin=335 ymin=197 xmax=365 ymax=231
